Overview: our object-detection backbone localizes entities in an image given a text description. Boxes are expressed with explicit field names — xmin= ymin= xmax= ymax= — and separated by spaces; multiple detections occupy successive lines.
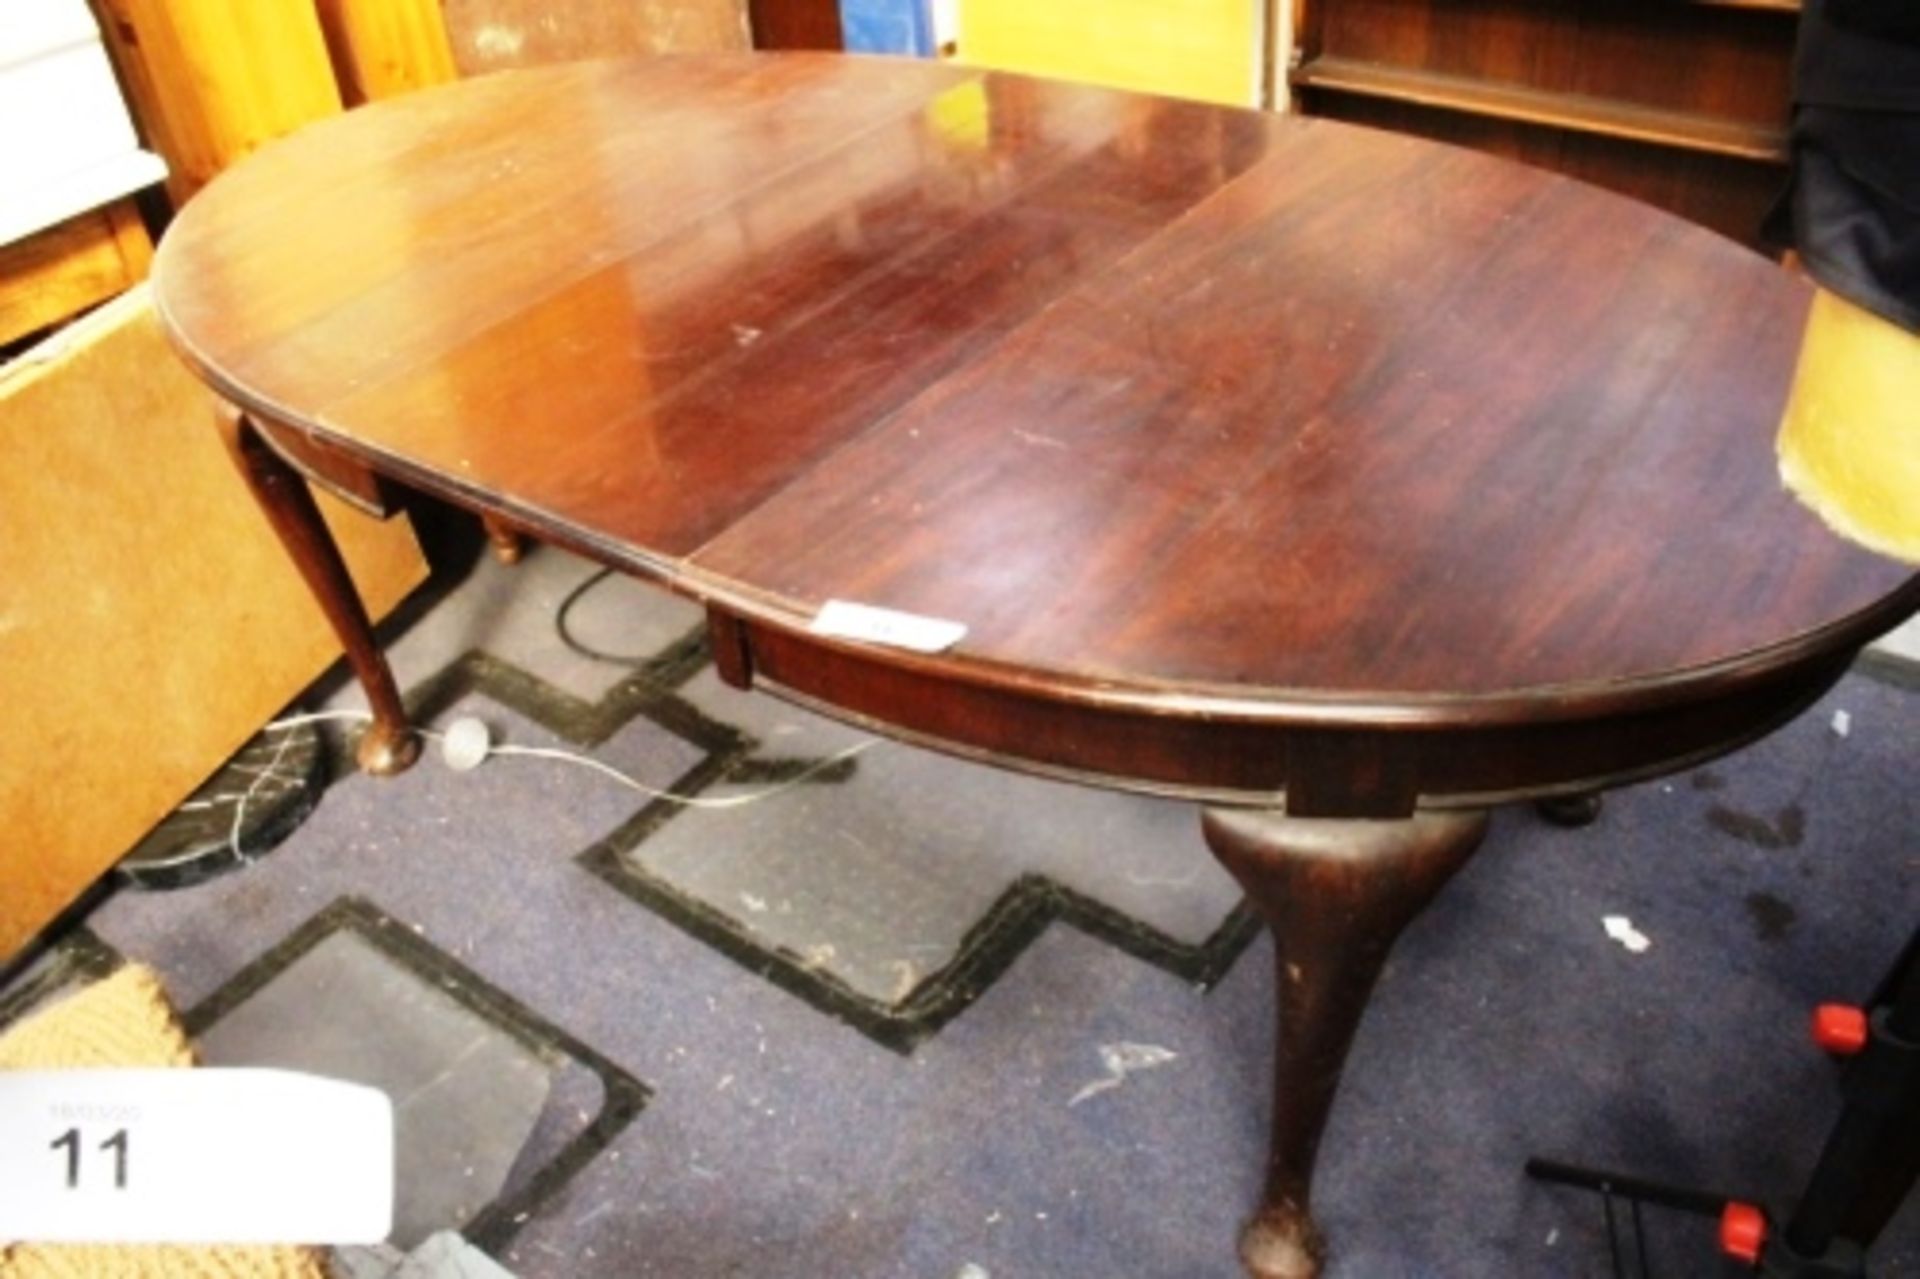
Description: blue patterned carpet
xmin=11 ymin=536 xmax=1918 ymax=1278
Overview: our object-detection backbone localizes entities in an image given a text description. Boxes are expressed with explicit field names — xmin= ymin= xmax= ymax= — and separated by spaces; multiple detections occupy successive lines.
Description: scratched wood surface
xmin=153 ymin=55 xmax=1919 ymax=728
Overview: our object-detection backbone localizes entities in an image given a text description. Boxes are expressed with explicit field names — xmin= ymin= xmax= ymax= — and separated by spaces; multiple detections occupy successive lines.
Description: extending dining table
xmin=151 ymin=53 xmax=1920 ymax=1278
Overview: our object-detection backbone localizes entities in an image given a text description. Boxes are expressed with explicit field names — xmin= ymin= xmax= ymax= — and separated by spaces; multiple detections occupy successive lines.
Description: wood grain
xmin=158 ymin=59 xmax=1269 ymax=555
xmin=152 ymin=54 xmax=1920 ymax=813
xmin=693 ymin=120 xmax=1902 ymax=699
xmin=1291 ymin=0 xmax=1796 ymax=246
xmin=0 ymin=199 xmax=152 ymax=347
xmin=1309 ymin=96 xmax=1790 ymax=249
xmin=1203 ymin=806 xmax=1491 ymax=1276
xmin=1310 ymin=0 xmax=1791 ymax=125
xmin=231 ymin=411 xmax=421 ymax=775
xmin=1291 ymin=57 xmax=1786 ymax=162
xmin=93 ymin=0 xmax=343 ymax=205
xmin=314 ymin=0 xmax=460 ymax=105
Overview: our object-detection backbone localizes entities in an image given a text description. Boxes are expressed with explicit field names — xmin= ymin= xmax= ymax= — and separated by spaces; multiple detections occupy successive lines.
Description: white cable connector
xmin=439 ymin=716 xmax=492 ymax=771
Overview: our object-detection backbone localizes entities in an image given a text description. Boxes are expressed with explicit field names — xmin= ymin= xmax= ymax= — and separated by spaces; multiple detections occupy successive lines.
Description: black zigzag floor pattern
xmin=11 ymin=533 xmax=1916 ymax=1277
xmin=340 ymin=555 xmax=1259 ymax=1053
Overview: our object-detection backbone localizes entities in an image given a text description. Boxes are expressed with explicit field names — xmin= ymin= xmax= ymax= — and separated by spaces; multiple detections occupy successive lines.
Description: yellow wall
xmin=957 ymin=0 xmax=1266 ymax=108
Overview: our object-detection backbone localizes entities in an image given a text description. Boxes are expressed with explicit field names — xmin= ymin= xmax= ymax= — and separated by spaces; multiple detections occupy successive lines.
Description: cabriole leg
xmin=1201 ymin=807 xmax=1490 ymax=1279
xmin=231 ymin=415 xmax=420 ymax=775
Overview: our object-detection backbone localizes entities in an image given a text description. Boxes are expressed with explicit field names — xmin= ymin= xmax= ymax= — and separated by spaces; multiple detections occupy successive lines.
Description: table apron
xmin=717 ymin=608 xmax=1855 ymax=818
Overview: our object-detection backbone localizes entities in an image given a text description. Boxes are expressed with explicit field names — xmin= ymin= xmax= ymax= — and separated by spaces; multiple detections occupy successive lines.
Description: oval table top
xmin=154 ymin=54 xmax=1918 ymax=748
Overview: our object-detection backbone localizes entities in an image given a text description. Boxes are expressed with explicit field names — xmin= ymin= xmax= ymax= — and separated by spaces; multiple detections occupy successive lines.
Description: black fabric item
xmin=1826 ymin=0 xmax=1920 ymax=43
xmin=1796 ymin=0 xmax=1920 ymax=109
xmin=1772 ymin=0 xmax=1920 ymax=333
xmin=1784 ymin=109 xmax=1920 ymax=334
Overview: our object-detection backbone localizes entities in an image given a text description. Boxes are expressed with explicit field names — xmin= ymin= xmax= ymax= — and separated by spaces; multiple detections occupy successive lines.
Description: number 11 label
xmin=49 ymin=1126 xmax=129 ymax=1190
xmin=0 ymin=1069 xmax=393 ymax=1244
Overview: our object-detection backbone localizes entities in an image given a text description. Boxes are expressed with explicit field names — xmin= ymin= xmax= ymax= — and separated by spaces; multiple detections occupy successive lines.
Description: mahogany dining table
xmin=151 ymin=53 xmax=1919 ymax=1278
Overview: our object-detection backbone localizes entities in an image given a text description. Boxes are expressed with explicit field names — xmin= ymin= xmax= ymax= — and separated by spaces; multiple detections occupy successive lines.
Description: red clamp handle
xmin=1813 ymin=1003 xmax=1870 ymax=1056
xmin=1720 ymin=1201 xmax=1768 ymax=1265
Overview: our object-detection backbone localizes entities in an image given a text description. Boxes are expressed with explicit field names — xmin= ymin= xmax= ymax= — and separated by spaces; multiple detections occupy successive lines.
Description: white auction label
xmin=0 ymin=1068 xmax=393 ymax=1244
xmin=810 ymin=600 xmax=967 ymax=653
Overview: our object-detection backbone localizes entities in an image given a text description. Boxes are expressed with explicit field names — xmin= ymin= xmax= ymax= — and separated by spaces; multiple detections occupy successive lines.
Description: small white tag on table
xmin=810 ymin=600 xmax=966 ymax=653
xmin=0 ymin=1068 xmax=393 ymax=1244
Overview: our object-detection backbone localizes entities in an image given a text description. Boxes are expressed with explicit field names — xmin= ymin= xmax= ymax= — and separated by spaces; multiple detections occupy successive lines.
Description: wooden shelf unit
xmin=1289 ymin=0 xmax=1800 ymax=247
xmin=1692 ymin=0 xmax=1799 ymax=13
xmin=1293 ymin=57 xmax=1787 ymax=163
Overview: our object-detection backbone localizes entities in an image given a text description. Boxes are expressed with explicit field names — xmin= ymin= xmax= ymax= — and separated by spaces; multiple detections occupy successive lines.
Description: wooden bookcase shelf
xmin=1691 ymin=0 xmax=1799 ymax=12
xmin=1289 ymin=0 xmax=1797 ymax=246
xmin=1292 ymin=57 xmax=1788 ymax=164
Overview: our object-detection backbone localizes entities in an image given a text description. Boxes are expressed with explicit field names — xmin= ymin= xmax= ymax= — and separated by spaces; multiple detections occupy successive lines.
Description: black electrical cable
xmin=554 ymin=567 xmax=654 ymax=666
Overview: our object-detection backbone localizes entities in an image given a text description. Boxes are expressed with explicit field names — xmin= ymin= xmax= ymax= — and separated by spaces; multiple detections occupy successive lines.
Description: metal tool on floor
xmin=1528 ymin=924 xmax=1920 ymax=1278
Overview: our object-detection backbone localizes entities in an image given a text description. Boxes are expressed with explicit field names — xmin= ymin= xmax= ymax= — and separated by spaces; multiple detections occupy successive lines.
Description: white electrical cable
xmin=484 ymin=739 xmax=874 ymax=808
xmin=259 ymin=709 xmax=876 ymax=810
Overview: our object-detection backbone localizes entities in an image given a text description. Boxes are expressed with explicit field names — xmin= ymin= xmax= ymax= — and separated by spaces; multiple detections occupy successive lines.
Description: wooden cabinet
xmin=92 ymin=0 xmax=343 ymax=207
xmin=0 ymin=0 xmax=166 ymax=345
xmin=1289 ymin=0 xmax=1799 ymax=247
xmin=0 ymin=201 xmax=151 ymax=348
